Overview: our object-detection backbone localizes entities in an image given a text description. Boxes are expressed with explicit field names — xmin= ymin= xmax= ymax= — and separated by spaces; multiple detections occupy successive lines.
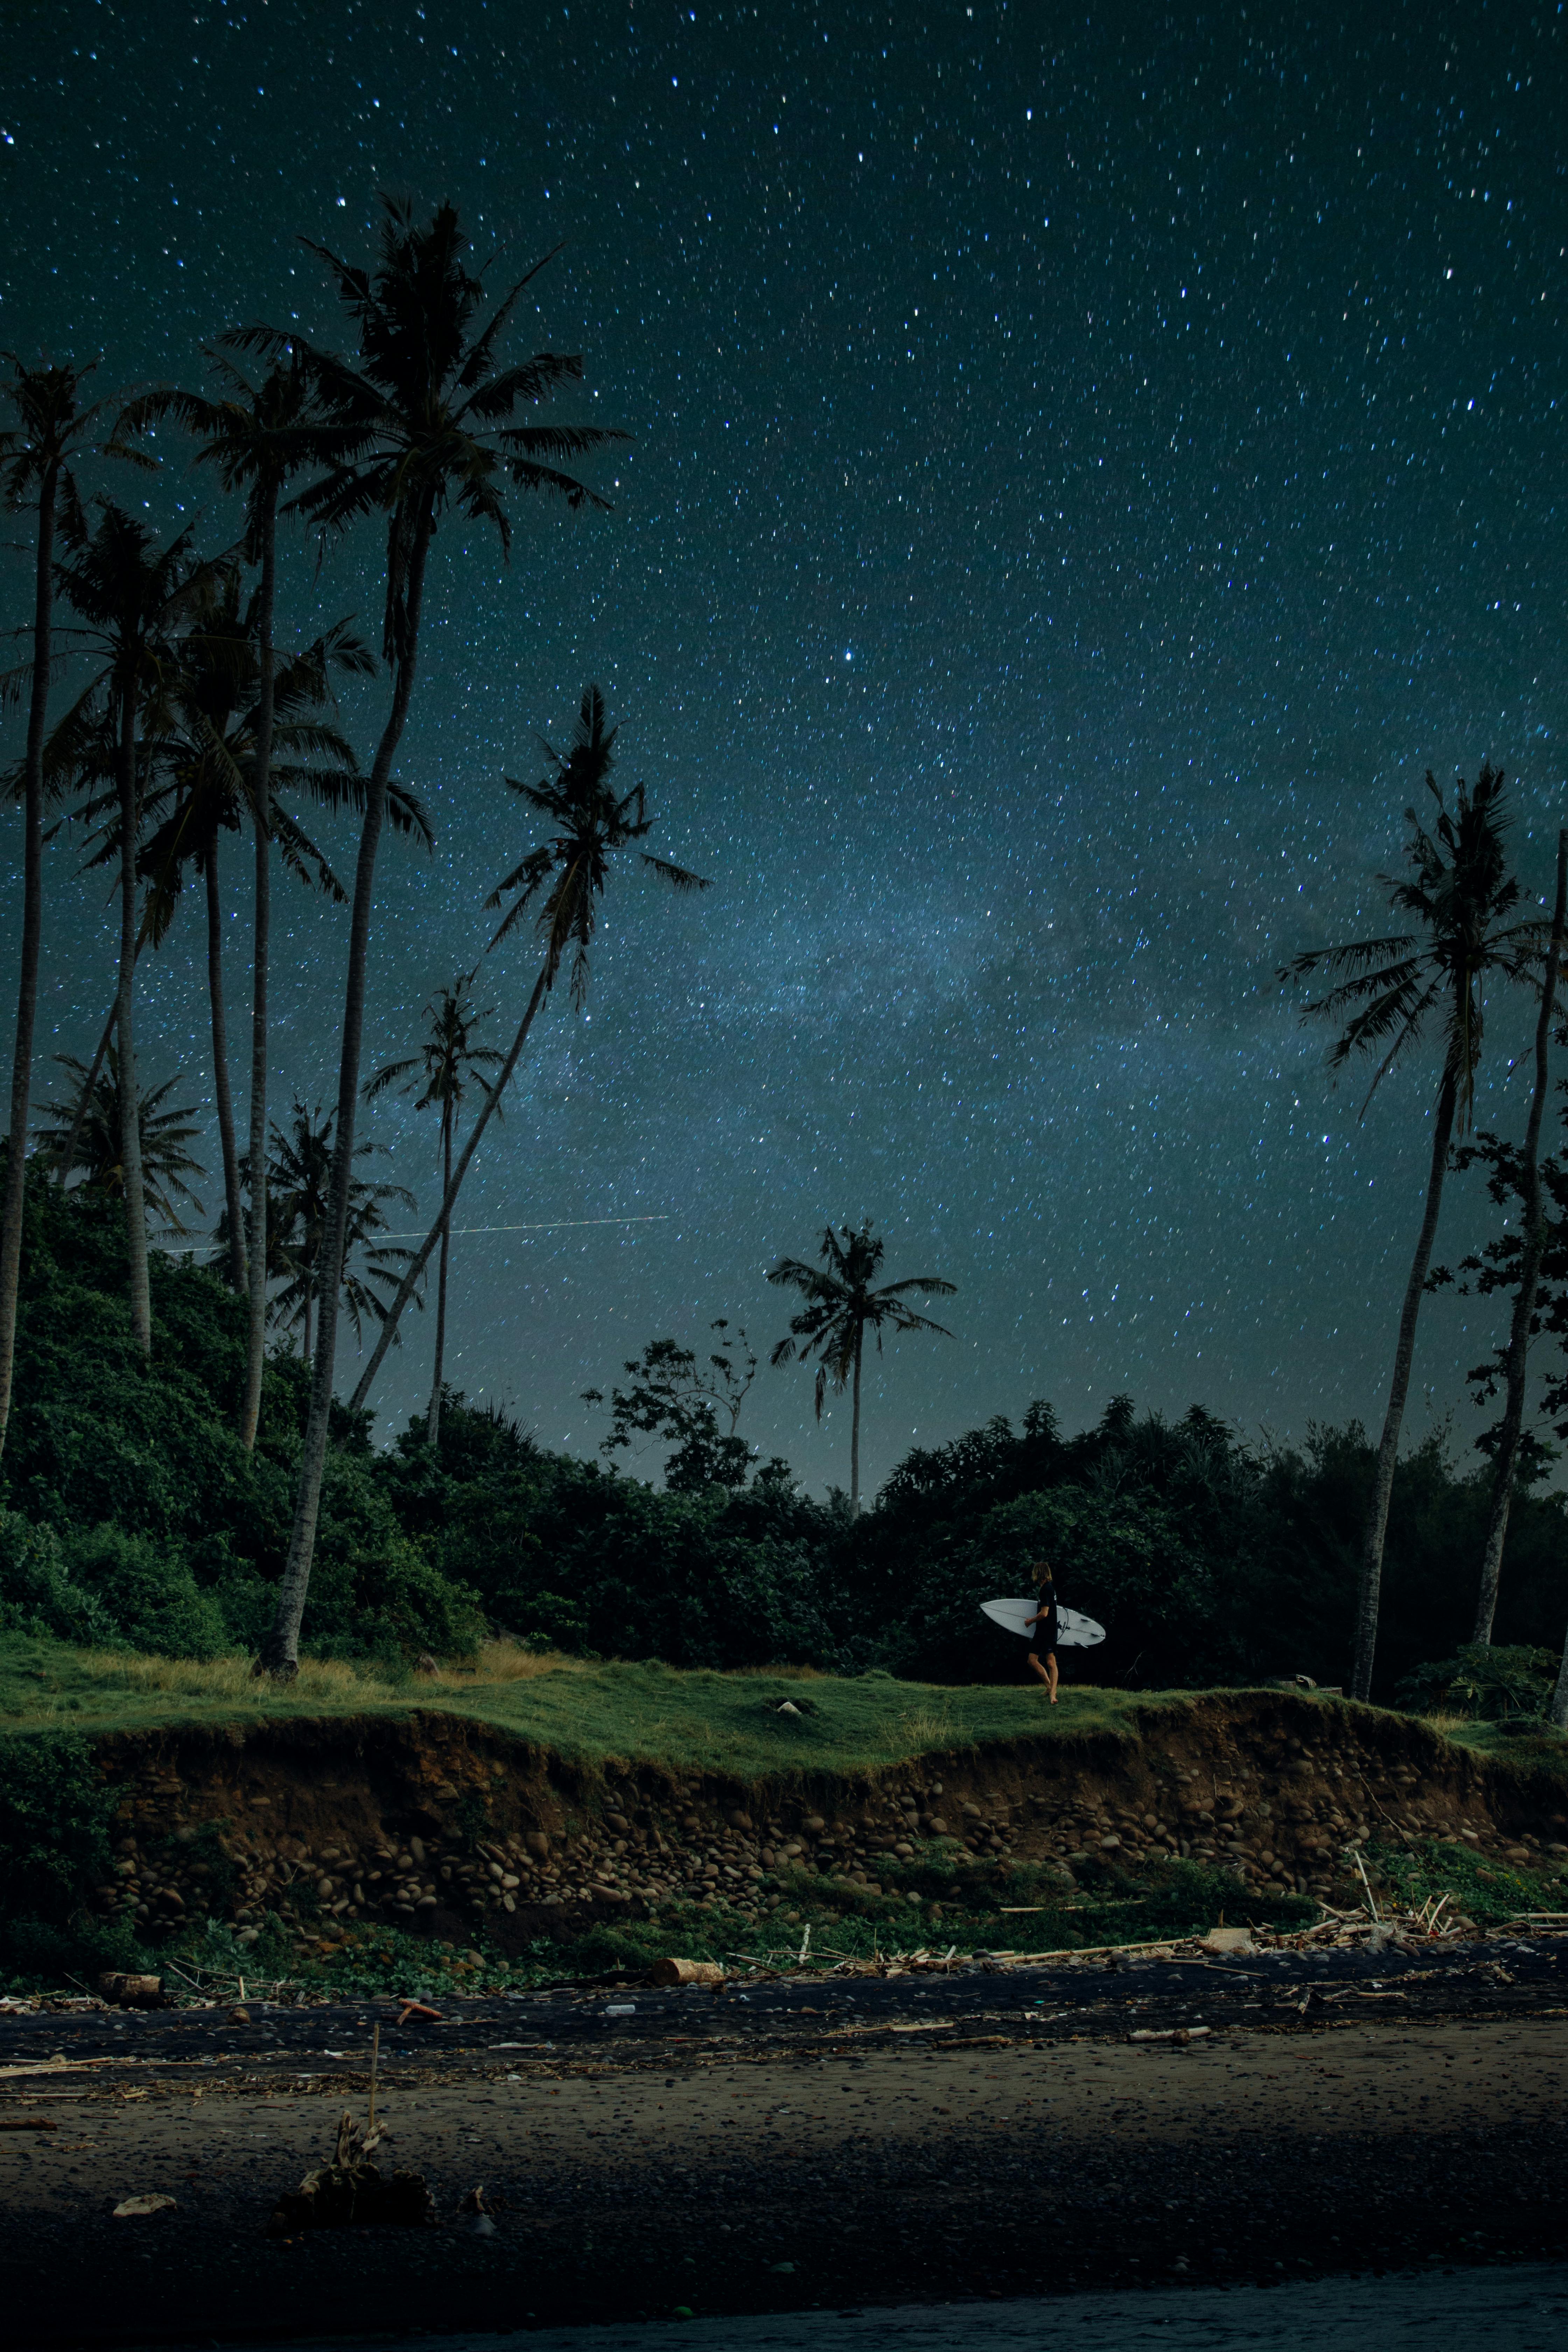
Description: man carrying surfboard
xmin=1023 ymin=1564 xmax=1058 ymax=1703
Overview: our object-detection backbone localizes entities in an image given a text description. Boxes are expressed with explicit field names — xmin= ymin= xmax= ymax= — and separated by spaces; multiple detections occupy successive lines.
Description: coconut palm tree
xmin=47 ymin=502 xmax=217 ymax=1352
xmin=119 ymin=354 xmax=354 ymax=1450
xmin=35 ymin=1047 xmax=207 ymax=1238
xmin=768 ymin=1222 xmax=956 ymax=1515
xmin=68 ymin=574 xmax=378 ymax=1288
xmin=345 ymin=683 xmax=709 ymax=1419
xmin=0 ymin=359 xmax=149 ymax=1454
xmin=252 ymin=1101 xmax=417 ymax=1365
xmin=1281 ymin=766 xmax=1547 ymax=1700
xmin=364 ymin=971 xmax=504 ymax=1452
xmin=247 ymin=195 xmax=628 ymax=1676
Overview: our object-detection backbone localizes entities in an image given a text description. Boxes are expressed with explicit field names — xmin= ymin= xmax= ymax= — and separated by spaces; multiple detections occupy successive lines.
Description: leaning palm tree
xmin=1282 ymin=766 xmax=1546 ymax=1700
xmin=768 ymin=1222 xmax=956 ymax=1516
xmin=119 ymin=354 xmax=352 ymax=1451
xmin=1469 ymin=832 xmax=1568 ymax=1646
xmin=253 ymin=1101 xmax=417 ymax=1364
xmin=364 ymin=971 xmax=504 ymax=1452
xmin=0 ymin=359 xmax=149 ymax=1454
xmin=346 ymin=685 xmax=708 ymax=1420
xmin=247 ymin=195 xmax=628 ymax=1677
xmin=35 ymin=1047 xmax=207 ymax=1238
xmin=47 ymin=502 xmax=216 ymax=1352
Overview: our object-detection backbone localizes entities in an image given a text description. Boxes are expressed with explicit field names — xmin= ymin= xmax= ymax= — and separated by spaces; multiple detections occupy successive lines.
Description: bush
xmin=0 ymin=1729 xmax=130 ymax=1980
xmin=1394 ymin=1643 xmax=1559 ymax=1721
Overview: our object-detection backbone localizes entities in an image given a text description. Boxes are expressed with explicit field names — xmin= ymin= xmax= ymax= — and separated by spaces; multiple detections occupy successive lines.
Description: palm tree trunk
xmin=348 ymin=964 xmax=551 ymax=1415
xmin=302 ymin=1282 xmax=312 ymax=1367
xmin=850 ymin=1324 xmax=863 ymax=1518
xmin=240 ymin=493 xmax=278 ymax=1451
xmin=1551 ymin=1624 xmax=1568 ymax=1730
xmin=57 ymin=995 xmax=118 ymax=1189
xmin=204 ymin=844 xmax=246 ymax=1292
xmin=116 ymin=687 xmax=152 ymax=1356
xmin=262 ymin=505 xmax=434 ymax=1676
xmin=427 ymin=1110 xmax=452 ymax=1452
xmin=0 ymin=456 xmax=57 ymax=1457
xmin=1472 ymin=832 xmax=1568 ymax=1646
xmin=1350 ymin=1065 xmax=1459 ymax=1700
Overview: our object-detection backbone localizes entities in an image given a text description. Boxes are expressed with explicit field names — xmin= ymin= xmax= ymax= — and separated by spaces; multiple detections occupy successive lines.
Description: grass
xmin=0 ymin=1633 xmax=1170 ymax=1776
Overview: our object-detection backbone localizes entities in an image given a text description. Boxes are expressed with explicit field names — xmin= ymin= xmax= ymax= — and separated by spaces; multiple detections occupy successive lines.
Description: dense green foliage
xmin=0 ymin=1169 xmax=481 ymax=1661
xmin=3 ymin=1177 xmax=1566 ymax=1701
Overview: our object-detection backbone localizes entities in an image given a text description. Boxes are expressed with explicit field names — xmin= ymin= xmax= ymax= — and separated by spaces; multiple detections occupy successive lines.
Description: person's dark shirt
xmin=1035 ymin=1591 xmax=1058 ymax=1650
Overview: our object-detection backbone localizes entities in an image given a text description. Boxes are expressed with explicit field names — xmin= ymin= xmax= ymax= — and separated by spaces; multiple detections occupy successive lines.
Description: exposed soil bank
xmin=2 ymin=2016 xmax=1565 ymax=2345
xmin=88 ymin=1694 xmax=1568 ymax=1952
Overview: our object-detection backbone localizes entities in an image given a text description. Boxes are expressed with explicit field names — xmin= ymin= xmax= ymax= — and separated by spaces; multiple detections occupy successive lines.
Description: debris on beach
xmin=267 ymin=2108 xmax=435 ymax=2233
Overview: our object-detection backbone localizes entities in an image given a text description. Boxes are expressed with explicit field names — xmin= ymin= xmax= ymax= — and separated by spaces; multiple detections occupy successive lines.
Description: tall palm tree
xmin=250 ymin=195 xmax=628 ymax=1676
xmin=48 ymin=502 xmax=215 ymax=1353
xmin=364 ymin=971 xmax=504 ymax=1452
xmin=768 ymin=1222 xmax=956 ymax=1516
xmin=0 ymin=359 xmax=148 ymax=1453
xmin=1469 ymin=831 xmax=1568 ymax=1645
xmin=345 ymin=684 xmax=708 ymax=1418
xmin=69 ymin=575 xmax=381 ymax=1288
xmin=249 ymin=1101 xmax=416 ymax=1365
xmin=120 ymin=355 xmax=351 ymax=1450
xmin=35 ymin=1046 xmax=207 ymax=1238
xmin=1282 ymin=766 xmax=1546 ymax=1699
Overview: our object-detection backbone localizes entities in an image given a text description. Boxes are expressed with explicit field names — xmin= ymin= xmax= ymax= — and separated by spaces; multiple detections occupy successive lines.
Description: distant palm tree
xmin=248 ymin=195 xmax=628 ymax=1677
xmin=345 ymin=683 xmax=708 ymax=1418
xmin=768 ymin=1222 xmax=956 ymax=1516
xmin=1282 ymin=766 xmax=1546 ymax=1699
xmin=365 ymin=971 xmax=504 ymax=1452
xmin=35 ymin=1047 xmax=206 ymax=1239
xmin=0 ymin=358 xmax=149 ymax=1454
xmin=48 ymin=501 xmax=216 ymax=1353
xmin=119 ymin=353 xmax=354 ymax=1451
xmin=254 ymin=1101 xmax=416 ymax=1365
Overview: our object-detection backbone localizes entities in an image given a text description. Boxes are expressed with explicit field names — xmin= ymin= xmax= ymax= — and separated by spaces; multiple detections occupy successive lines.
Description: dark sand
xmin=3 ymin=2014 xmax=1565 ymax=2342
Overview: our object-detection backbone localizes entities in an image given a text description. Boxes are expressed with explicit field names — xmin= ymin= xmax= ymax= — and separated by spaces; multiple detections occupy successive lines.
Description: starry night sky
xmin=4 ymin=2 xmax=1566 ymax=1495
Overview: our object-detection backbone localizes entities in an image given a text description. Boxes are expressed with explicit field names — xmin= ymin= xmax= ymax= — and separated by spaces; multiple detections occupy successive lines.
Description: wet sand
xmin=4 ymin=2015 xmax=1566 ymax=2343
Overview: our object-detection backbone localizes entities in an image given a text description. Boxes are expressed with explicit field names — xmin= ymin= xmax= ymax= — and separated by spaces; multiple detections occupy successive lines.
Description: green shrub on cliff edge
xmin=0 ymin=1168 xmax=483 ymax=1663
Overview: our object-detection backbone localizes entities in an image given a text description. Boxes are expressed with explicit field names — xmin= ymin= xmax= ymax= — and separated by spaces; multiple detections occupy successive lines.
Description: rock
xmin=524 ymin=1830 xmax=550 ymax=1858
xmin=228 ymin=2005 xmax=251 ymax=2024
xmin=112 ymin=2194 xmax=177 ymax=2220
xmin=457 ymin=2185 xmax=497 ymax=2235
xmin=648 ymin=1957 xmax=726 ymax=1987
xmin=803 ymin=1814 xmax=826 ymax=1833
xmin=1199 ymin=1927 xmax=1256 ymax=1954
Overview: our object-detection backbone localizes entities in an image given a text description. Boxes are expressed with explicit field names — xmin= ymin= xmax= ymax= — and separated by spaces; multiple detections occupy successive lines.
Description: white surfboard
xmin=980 ymin=1595 xmax=1106 ymax=1648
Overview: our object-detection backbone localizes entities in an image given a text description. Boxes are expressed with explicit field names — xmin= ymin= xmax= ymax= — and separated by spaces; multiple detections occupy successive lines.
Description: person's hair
xmin=1036 ymin=1563 xmax=1054 ymax=1584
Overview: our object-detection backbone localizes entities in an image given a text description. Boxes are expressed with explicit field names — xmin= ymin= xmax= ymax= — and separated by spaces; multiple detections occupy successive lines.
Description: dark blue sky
xmin=4 ymin=1 xmax=1566 ymax=1494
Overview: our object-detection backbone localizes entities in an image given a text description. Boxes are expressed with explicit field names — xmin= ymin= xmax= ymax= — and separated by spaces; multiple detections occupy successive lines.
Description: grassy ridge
xmin=3 ymin=1632 xmax=1563 ymax=1782
xmin=0 ymin=1634 xmax=1155 ymax=1773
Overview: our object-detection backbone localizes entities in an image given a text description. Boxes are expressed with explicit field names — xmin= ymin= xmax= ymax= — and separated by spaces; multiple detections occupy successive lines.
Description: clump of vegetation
xmin=1395 ymin=1644 xmax=1559 ymax=1722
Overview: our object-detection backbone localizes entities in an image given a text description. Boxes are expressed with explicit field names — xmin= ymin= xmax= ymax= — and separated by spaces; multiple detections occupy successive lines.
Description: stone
xmin=112 ymin=2194 xmax=177 ymax=2220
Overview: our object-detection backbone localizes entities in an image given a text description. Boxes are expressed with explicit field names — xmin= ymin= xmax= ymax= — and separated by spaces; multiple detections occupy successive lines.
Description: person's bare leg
xmin=1028 ymin=1653 xmax=1049 ymax=1687
xmin=1047 ymin=1652 xmax=1059 ymax=1704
